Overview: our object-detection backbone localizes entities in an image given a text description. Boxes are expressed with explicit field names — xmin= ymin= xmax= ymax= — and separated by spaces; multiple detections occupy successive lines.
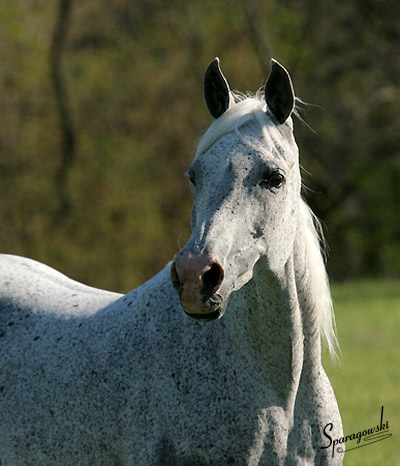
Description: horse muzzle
xmin=170 ymin=250 xmax=226 ymax=321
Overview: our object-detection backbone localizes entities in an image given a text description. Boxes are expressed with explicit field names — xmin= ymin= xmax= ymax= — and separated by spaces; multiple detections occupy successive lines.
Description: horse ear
xmin=204 ymin=58 xmax=233 ymax=119
xmin=265 ymin=59 xmax=295 ymax=124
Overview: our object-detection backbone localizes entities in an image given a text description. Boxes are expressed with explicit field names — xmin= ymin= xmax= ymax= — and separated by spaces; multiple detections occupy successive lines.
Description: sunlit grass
xmin=322 ymin=281 xmax=400 ymax=466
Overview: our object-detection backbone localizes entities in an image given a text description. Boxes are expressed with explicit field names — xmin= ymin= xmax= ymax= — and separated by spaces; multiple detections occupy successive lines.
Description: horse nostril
xmin=170 ymin=262 xmax=183 ymax=296
xmin=171 ymin=253 xmax=224 ymax=304
xmin=201 ymin=262 xmax=225 ymax=297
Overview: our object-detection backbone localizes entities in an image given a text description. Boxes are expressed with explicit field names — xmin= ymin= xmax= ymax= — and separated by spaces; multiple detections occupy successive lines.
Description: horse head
xmin=171 ymin=58 xmax=301 ymax=321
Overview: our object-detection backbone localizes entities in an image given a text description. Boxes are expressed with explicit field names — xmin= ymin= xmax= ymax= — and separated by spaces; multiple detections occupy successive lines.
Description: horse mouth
xmin=185 ymin=307 xmax=225 ymax=322
xmin=182 ymin=294 xmax=226 ymax=322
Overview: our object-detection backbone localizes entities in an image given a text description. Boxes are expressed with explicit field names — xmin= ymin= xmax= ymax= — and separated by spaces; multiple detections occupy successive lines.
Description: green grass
xmin=322 ymin=281 xmax=400 ymax=465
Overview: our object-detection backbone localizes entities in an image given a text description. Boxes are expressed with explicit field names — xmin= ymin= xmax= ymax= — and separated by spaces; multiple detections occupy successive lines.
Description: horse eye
xmin=262 ymin=170 xmax=285 ymax=189
xmin=269 ymin=172 xmax=284 ymax=188
xmin=186 ymin=170 xmax=196 ymax=185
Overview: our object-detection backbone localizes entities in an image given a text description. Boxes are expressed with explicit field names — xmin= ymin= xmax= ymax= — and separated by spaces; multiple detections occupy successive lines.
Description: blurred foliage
xmin=0 ymin=0 xmax=399 ymax=292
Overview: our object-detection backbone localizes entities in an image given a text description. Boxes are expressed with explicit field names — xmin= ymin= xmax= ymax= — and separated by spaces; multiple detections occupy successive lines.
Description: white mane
xmin=299 ymin=200 xmax=339 ymax=359
xmin=195 ymin=92 xmax=338 ymax=358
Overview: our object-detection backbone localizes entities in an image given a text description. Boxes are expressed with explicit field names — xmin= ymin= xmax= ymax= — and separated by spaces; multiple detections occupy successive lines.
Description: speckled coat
xmin=0 ymin=59 xmax=343 ymax=465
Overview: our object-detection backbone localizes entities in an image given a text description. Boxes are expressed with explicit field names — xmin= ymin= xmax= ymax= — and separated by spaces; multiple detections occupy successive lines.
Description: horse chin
xmin=185 ymin=307 xmax=225 ymax=322
xmin=182 ymin=295 xmax=227 ymax=322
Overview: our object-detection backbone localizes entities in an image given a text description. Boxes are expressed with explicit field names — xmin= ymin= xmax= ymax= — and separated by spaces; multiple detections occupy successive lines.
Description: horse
xmin=0 ymin=58 xmax=343 ymax=465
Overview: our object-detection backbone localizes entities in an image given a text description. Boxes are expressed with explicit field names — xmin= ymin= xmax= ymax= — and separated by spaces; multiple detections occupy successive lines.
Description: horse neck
xmin=227 ymin=229 xmax=322 ymax=411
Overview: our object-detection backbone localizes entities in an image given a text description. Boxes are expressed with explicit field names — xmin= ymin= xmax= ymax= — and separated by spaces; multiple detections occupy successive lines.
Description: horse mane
xmin=195 ymin=92 xmax=339 ymax=359
xmin=299 ymin=200 xmax=339 ymax=359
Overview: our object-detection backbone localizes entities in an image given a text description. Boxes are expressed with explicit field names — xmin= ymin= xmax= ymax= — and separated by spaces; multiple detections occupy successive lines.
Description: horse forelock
xmin=195 ymin=92 xmax=270 ymax=160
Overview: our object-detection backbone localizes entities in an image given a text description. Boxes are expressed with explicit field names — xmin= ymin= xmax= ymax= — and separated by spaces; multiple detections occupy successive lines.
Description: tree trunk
xmin=49 ymin=0 xmax=75 ymax=219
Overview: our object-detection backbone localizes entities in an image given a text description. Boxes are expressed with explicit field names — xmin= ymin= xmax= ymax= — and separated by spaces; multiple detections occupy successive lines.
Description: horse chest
xmin=117 ymin=339 xmax=289 ymax=465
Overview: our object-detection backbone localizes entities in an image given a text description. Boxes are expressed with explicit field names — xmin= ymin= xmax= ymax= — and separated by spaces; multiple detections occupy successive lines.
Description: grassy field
xmin=322 ymin=281 xmax=400 ymax=465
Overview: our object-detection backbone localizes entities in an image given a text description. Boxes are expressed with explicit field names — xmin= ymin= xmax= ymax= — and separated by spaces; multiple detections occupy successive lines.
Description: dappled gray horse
xmin=0 ymin=59 xmax=343 ymax=465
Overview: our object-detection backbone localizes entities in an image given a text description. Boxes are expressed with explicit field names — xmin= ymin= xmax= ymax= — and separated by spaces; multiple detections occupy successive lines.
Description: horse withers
xmin=0 ymin=59 xmax=343 ymax=465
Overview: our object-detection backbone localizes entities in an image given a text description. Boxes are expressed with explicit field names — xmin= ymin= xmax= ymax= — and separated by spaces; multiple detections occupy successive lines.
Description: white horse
xmin=0 ymin=58 xmax=343 ymax=465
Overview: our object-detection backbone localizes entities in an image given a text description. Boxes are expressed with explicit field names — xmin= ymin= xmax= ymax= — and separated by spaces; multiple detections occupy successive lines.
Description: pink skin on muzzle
xmin=171 ymin=251 xmax=225 ymax=315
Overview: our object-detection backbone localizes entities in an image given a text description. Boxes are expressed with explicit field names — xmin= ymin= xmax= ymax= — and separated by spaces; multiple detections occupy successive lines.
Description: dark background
xmin=1 ymin=0 xmax=399 ymax=293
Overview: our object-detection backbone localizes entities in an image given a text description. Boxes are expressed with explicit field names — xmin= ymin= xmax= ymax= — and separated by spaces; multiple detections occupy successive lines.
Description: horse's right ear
xmin=204 ymin=58 xmax=233 ymax=119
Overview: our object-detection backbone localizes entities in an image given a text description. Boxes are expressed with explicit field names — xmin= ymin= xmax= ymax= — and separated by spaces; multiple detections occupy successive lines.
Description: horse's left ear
xmin=265 ymin=59 xmax=295 ymax=124
xmin=204 ymin=58 xmax=233 ymax=119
